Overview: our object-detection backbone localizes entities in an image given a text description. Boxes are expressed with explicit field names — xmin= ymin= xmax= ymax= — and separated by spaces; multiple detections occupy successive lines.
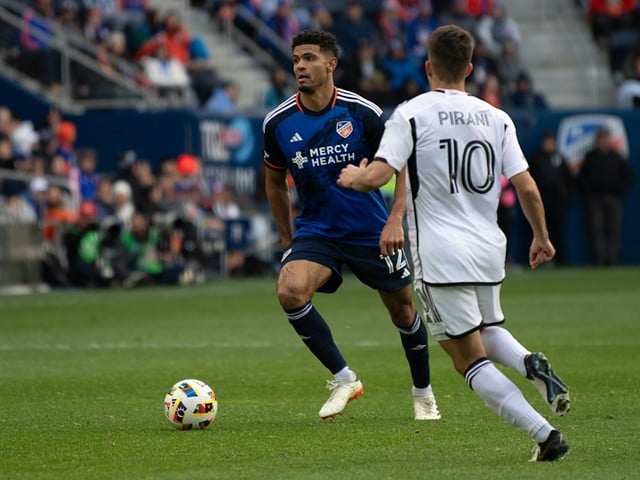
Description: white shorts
xmin=414 ymin=282 xmax=505 ymax=341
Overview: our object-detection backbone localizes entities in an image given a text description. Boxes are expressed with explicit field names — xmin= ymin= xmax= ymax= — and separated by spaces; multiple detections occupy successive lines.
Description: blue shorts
xmin=281 ymin=237 xmax=414 ymax=293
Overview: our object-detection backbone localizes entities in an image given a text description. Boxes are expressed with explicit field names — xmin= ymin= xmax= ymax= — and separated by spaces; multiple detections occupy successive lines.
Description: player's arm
xmin=337 ymin=158 xmax=396 ymax=192
xmin=265 ymin=167 xmax=294 ymax=247
xmin=509 ymin=170 xmax=555 ymax=269
xmin=379 ymin=165 xmax=407 ymax=256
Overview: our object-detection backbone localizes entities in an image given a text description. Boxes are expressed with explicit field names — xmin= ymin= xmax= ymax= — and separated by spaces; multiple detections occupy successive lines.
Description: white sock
xmin=481 ymin=326 xmax=529 ymax=377
xmin=412 ymin=385 xmax=433 ymax=397
xmin=465 ymin=358 xmax=553 ymax=443
xmin=334 ymin=366 xmax=357 ymax=382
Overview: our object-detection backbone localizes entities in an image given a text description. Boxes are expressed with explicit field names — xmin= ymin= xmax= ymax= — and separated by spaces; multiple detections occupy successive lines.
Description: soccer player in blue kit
xmin=263 ymin=29 xmax=440 ymax=420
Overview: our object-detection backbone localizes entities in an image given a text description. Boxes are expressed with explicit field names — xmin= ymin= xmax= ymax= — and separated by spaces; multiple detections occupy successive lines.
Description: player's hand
xmin=529 ymin=237 xmax=556 ymax=269
xmin=380 ymin=214 xmax=404 ymax=257
xmin=337 ymin=158 xmax=368 ymax=188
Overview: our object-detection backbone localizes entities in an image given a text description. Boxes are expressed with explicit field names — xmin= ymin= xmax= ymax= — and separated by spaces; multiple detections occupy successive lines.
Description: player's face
xmin=292 ymin=44 xmax=335 ymax=93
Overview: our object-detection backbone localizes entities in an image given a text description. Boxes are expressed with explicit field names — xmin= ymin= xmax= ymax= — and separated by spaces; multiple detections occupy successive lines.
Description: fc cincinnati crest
xmin=336 ymin=121 xmax=353 ymax=138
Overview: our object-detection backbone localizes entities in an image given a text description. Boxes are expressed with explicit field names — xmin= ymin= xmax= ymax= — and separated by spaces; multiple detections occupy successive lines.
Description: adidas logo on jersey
xmin=289 ymin=132 xmax=303 ymax=142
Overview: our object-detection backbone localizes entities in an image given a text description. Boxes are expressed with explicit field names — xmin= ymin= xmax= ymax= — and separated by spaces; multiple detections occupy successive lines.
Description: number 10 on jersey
xmin=440 ymin=138 xmax=496 ymax=195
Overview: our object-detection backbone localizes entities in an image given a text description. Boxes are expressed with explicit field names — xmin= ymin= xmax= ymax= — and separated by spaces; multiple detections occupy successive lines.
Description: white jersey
xmin=375 ymin=89 xmax=529 ymax=285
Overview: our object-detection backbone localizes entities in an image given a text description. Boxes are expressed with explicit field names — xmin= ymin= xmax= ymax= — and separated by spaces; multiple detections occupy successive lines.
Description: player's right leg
xmin=277 ymin=245 xmax=361 ymax=419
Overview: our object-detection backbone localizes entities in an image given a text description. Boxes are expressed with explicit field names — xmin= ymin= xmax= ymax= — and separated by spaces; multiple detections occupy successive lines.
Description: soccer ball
xmin=164 ymin=379 xmax=218 ymax=430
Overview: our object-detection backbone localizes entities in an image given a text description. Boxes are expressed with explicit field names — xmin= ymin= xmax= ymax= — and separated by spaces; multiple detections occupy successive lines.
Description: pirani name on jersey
xmin=438 ymin=110 xmax=491 ymax=127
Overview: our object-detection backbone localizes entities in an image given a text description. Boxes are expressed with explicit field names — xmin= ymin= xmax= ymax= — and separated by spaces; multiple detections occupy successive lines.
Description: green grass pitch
xmin=1 ymin=267 xmax=639 ymax=479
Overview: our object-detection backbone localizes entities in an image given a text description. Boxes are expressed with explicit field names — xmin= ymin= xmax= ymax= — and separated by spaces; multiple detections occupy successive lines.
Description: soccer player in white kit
xmin=337 ymin=25 xmax=571 ymax=461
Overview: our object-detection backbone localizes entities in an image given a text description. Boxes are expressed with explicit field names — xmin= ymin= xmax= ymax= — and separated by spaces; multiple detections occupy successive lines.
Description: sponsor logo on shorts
xmin=281 ymin=248 xmax=293 ymax=262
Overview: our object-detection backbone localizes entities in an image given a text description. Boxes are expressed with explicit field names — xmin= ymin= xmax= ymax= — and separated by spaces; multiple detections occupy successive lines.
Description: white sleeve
xmin=500 ymin=113 xmax=529 ymax=179
xmin=374 ymin=107 xmax=413 ymax=173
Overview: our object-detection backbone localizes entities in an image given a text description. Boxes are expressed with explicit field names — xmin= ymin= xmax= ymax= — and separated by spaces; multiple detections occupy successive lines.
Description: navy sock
xmin=286 ymin=302 xmax=347 ymax=375
xmin=397 ymin=313 xmax=431 ymax=389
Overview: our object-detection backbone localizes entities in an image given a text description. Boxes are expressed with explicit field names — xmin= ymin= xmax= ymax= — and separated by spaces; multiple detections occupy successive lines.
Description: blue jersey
xmin=263 ymin=88 xmax=388 ymax=246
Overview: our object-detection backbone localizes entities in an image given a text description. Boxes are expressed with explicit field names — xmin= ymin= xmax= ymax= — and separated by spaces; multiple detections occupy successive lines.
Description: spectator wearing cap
xmin=506 ymin=71 xmax=548 ymax=109
xmin=112 ymin=179 xmax=135 ymax=228
xmin=55 ymin=120 xmax=77 ymax=167
xmin=25 ymin=176 xmax=49 ymax=220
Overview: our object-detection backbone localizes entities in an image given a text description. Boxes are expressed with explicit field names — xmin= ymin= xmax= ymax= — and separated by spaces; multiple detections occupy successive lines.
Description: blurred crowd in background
xmin=6 ymin=0 xmax=640 ymax=109
xmin=0 ymin=105 xmax=270 ymax=289
xmin=0 ymin=0 xmax=637 ymax=290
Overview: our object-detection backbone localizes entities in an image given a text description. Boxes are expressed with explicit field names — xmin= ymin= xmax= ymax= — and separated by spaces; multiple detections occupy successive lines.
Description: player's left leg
xmin=478 ymin=286 xmax=570 ymax=416
xmin=347 ymin=245 xmax=439 ymax=419
xmin=439 ymin=333 xmax=569 ymax=461
xmin=379 ymin=286 xmax=440 ymax=420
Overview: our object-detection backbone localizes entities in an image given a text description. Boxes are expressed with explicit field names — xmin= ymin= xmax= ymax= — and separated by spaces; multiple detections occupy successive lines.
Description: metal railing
xmin=0 ymin=0 xmax=195 ymax=110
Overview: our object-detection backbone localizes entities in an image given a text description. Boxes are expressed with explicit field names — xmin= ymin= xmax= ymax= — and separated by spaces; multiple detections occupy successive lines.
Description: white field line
xmin=0 ymin=340 xmax=394 ymax=351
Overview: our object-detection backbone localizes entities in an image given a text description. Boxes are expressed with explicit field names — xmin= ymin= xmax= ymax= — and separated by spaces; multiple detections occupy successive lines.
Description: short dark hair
xmin=292 ymin=29 xmax=339 ymax=58
xmin=428 ymin=25 xmax=474 ymax=83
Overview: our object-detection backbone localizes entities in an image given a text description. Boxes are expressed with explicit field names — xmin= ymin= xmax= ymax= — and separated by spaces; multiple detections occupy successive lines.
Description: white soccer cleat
xmin=413 ymin=393 xmax=441 ymax=420
xmin=319 ymin=379 xmax=364 ymax=419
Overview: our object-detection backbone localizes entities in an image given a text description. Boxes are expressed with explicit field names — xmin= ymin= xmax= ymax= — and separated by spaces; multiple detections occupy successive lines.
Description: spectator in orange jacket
xmin=136 ymin=9 xmax=191 ymax=64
